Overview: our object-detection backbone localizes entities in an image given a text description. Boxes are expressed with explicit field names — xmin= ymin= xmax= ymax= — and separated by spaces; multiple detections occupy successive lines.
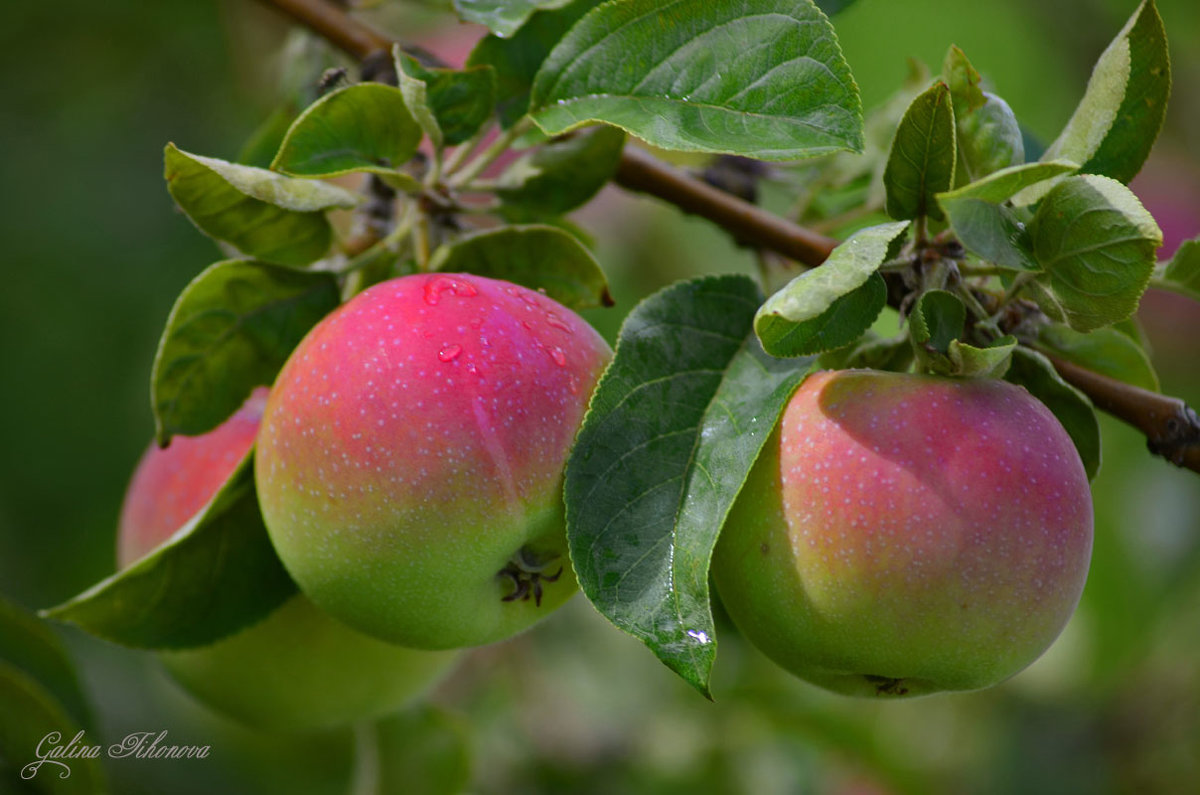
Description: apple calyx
xmin=497 ymin=546 xmax=564 ymax=607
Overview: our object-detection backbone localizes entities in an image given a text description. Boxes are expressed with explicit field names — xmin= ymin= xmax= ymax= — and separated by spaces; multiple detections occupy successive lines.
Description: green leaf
xmin=369 ymin=706 xmax=471 ymax=795
xmin=495 ymin=125 xmax=625 ymax=221
xmin=529 ymin=0 xmax=864 ymax=160
xmin=883 ymin=82 xmax=956 ymax=221
xmin=468 ymin=0 xmax=605 ymax=129
xmin=1157 ymin=238 xmax=1200 ymax=301
xmin=378 ymin=171 xmax=425 ymax=194
xmin=956 ymin=92 xmax=1024 ymax=183
xmin=1005 ymin=347 xmax=1102 ymax=480
xmin=272 ymin=83 xmax=423 ymax=178
xmin=1029 ymin=175 xmax=1161 ymax=331
xmin=936 ymin=163 xmax=1079 ymax=272
xmin=42 ymin=455 xmax=296 ymax=649
xmin=394 ymin=53 xmax=443 ymax=151
xmin=395 ymin=51 xmax=498 ymax=147
xmin=946 ymin=336 xmax=1017 ymax=379
xmin=453 ymin=0 xmax=572 ymax=38
xmin=1028 ymin=0 xmax=1169 ymax=200
xmin=164 ymin=145 xmax=357 ymax=267
xmin=0 ymin=596 xmax=91 ymax=731
xmin=909 ymin=291 xmax=1015 ymax=378
xmin=943 ymin=45 xmax=985 ymax=116
xmin=151 ymin=260 xmax=339 ymax=445
xmin=429 ymin=225 xmax=611 ymax=310
xmin=0 ymin=662 xmax=107 ymax=794
xmin=759 ymin=276 xmax=887 ymax=358
xmin=1036 ymin=323 xmax=1159 ymax=392
xmin=565 ymin=275 xmax=813 ymax=696
xmin=942 ymin=47 xmax=1023 ymax=183
xmin=939 ymin=197 xmax=1038 ymax=272
xmin=910 ymin=290 xmax=965 ymax=355
xmin=1112 ymin=314 xmax=1151 ymax=349
xmin=756 ymin=221 xmax=909 ymax=357
xmin=938 ymin=161 xmax=1080 ymax=205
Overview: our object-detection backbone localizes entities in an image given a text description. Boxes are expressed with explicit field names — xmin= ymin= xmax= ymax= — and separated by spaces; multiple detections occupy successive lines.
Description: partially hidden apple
xmin=119 ymin=389 xmax=457 ymax=731
xmin=712 ymin=370 xmax=1094 ymax=697
xmin=255 ymin=273 xmax=612 ymax=649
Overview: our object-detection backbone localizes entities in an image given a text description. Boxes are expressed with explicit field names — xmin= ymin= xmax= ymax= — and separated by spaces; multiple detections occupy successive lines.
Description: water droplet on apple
xmin=544 ymin=312 xmax=572 ymax=333
xmin=438 ymin=344 xmax=462 ymax=362
xmin=424 ymin=276 xmax=478 ymax=305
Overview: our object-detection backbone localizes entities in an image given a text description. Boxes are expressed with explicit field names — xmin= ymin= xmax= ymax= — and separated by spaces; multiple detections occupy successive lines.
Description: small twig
xmin=414 ymin=213 xmax=431 ymax=270
xmin=461 ymin=178 xmax=500 ymax=193
xmin=442 ymin=121 xmax=495 ymax=176
xmin=339 ymin=201 xmax=419 ymax=274
xmin=1000 ymin=271 xmax=1036 ymax=306
xmin=953 ymin=284 xmax=1004 ymax=340
xmin=447 ymin=118 xmax=533 ymax=187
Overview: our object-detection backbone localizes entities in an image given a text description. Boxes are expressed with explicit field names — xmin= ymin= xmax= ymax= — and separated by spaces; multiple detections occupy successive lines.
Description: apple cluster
xmin=120 ymin=274 xmax=1095 ymax=728
xmin=118 ymin=273 xmax=611 ymax=729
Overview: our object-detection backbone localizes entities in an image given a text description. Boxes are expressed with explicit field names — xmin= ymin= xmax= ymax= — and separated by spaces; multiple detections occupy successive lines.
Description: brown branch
xmin=256 ymin=0 xmax=1200 ymax=475
xmin=614 ymin=147 xmax=838 ymax=267
xmin=1042 ymin=354 xmax=1200 ymax=473
xmin=258 ymin=0 xmax=387 ymax=59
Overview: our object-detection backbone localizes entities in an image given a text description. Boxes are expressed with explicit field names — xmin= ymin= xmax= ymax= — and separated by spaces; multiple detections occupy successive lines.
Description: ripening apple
xmin=255 ymin=273 xmax=612 ymax=649
xmin=118 ymin=389 xmax=456 ymax=731
xmin=712 ymin=369 xmax=1094 ymax=697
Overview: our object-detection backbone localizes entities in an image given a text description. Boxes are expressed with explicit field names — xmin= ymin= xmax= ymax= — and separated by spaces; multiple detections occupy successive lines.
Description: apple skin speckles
xmin=256 ymin=273 xmax=612 ymax=650
xmin=117 ymin=388 xmax=457 ymax=730
xmin=712 ymin=369 xmax=1093 ymax=697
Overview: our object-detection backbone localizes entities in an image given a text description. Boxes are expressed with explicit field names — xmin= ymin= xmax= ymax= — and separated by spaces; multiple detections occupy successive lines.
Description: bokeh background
xmin=2 ymin=0 xmax=1198 ymax=792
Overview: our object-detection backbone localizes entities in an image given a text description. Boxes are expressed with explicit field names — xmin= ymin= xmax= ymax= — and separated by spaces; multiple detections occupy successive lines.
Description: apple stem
xmin=447 ymin=117 xmax=534 ymax=189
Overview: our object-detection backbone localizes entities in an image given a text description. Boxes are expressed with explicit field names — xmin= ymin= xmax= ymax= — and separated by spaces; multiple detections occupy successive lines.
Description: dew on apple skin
xmin=544 ymin=312 xmax=573 ymax=333
xmin=423 ymin=275 xmax=478 ymax=306
xmin=550 ymin=348 xmax=567 ymax=367
xmin=438 ymin=344 xmax=463 ymax=362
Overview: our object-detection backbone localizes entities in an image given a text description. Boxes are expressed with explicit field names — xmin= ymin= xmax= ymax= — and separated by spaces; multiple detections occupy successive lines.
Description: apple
xmin=118 ymin=389 xmax=456 ymax=731
xmin=117 ymin=390 xmax=267 ymax=570
xmin=157 ymin=596 xmax=455 ymax=731
xmin=712 ymin=369 xmax=1093 ymax=697
xmin=255 ymin=273 xmax=612 ymax=649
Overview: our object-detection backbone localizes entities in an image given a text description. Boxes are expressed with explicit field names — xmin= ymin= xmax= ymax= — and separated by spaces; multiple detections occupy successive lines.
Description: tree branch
xmin=259 ymin=0 xmax=388 ymax=59
xmin=614 ymin=147 xmax=838 ymax=266
xmin=255 ymin=0 xmax=1200 ymax=475
xmin=1042 ymin=354 xmax=1200 ymax=473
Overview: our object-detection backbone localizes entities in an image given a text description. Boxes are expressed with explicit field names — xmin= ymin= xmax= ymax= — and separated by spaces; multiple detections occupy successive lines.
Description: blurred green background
xmin=1 ymin=0 xmax=1198 ymax=792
